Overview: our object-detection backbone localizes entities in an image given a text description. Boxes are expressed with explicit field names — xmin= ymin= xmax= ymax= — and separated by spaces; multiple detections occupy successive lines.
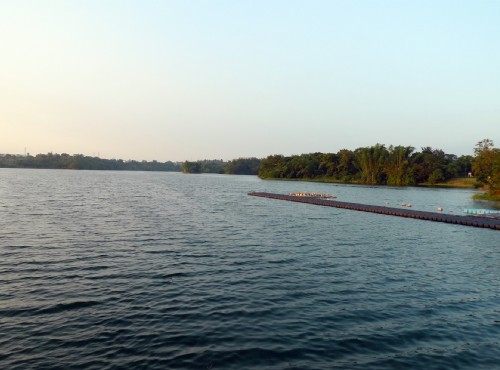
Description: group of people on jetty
xmin=289 ymin=192 xmax=336 ymax=199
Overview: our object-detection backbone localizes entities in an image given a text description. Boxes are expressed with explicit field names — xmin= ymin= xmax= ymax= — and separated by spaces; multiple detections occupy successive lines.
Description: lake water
xmin=0 ymin=169 xmax=499 ymax=369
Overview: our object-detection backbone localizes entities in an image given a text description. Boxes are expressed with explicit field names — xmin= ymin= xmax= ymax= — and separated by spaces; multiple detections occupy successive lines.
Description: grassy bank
xmin=473 ymin=193 xmax=500 ymax=202
xmin=420 ymin=177 xmax=478 ymax=189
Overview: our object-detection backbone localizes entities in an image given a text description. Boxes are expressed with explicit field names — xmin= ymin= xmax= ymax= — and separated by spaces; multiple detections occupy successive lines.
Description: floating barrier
xmin=463 ymin=208 xmax=500 ymax=215
xmin=248 ymin=192 xmax=500 ymax=231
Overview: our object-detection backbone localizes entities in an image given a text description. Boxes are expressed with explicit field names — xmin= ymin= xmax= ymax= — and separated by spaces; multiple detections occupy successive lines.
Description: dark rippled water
xmin=1 ymin=169 xmax=499 ymax=369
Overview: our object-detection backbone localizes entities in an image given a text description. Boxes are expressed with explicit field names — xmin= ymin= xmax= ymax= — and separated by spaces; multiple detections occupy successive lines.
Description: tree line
xmin=259 ymin=146 xmax=473 ymax=185
xmin=259 ymin=140 xmax=499 ymax=194
xmin=1 ymin=141 xmax=498 ymax=198
xmin=0 ymin=153 xmax=181 ymax=172
xmin=181 ymin=158 xmax=261 ymax=175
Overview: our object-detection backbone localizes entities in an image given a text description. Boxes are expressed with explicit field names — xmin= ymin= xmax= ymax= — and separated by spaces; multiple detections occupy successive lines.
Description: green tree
xmin=318 ymin=153 xmax=339 ymax=177
xmin=224 ymin=158 xmax=261 ymax=175
xmin=336 ymin=149 xmax=356 ymax=181
xmin=472 ymin=139 xmax=496 ymax=184
xmin=411 ymin=147 xmax=448 ymax=183
xmin=428 ymin=168 xmax=445 ymax=184
xmin=472 ymin=139 xmax=500 ymax=197
xmin=355 ymin=144 xmax=388 ymax=184
xmin=386 ymin=145 xmax=415 ymax=186
xmin=182 ymin=161 xmax=202 ymax=173
xmin=451 ymin=155 xmax=473 ymax=178
xmin=259 ymin=155 xmax=286 ymax=178
xmin=489 ymin=151 xmax=500 ymax=197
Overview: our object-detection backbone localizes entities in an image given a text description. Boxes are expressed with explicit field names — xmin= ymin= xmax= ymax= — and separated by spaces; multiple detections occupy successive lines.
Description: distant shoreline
xmin=0 ymin=153 xmax=181 ymax=172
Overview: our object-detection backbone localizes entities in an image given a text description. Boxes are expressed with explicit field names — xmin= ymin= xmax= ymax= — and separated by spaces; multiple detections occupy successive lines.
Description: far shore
xmin=261 ymin=176 xmax=500 ymax=202
xmin=261 ymin=176 xmax=478 ymax=189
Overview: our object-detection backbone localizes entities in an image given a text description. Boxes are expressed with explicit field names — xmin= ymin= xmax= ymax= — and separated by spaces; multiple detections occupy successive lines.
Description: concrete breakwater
xmin=248 ymin=192 xmax=500 ymax=231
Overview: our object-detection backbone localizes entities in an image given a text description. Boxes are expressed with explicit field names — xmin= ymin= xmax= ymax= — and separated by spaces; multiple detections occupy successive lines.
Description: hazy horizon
xmin=2 ymin=1 xmax=499 ymax=161
xmin=0 ymin=140 xmax=484 ymax=163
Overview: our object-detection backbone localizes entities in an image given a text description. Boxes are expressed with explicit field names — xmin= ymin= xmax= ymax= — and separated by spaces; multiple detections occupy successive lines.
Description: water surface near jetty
xmin=0 ymin=169 xmax=499 ymax=369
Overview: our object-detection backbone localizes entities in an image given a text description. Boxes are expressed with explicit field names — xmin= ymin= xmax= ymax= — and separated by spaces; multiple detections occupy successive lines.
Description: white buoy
xmin=407 ymin=203 xmax=412 ymax=207
xmin=437 ymin=207 xmax=443 ymax=212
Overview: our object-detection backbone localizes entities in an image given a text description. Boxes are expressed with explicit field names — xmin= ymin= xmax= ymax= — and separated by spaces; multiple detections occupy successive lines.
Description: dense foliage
xmin=472 ymin=139 xmax=500 ymax=198
xmin=182 ymin=159 xmax=225 ymax=174
xmin=259 ymin=145 xmax=475 ymax=186
xmin=182 ymin=158 xmax=261 ymax=175
xmin=224 ymin=158 xmax=261 ymax=175
xmin=0 ymin=153 xmax=181 ymax=172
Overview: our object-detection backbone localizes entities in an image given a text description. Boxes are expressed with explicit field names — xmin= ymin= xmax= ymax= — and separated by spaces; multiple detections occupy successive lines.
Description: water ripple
xmin=0 ymin=170 xmax=499 ymax=369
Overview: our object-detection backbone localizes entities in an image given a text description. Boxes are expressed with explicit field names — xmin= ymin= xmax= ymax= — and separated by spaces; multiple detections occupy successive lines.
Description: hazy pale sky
xmin=1 ymin=0 xmax=499 ymax=161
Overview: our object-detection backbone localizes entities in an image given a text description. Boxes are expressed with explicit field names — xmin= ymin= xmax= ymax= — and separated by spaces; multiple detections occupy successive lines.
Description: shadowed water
xmin=0 ymin=169 xmax=499 ymax=369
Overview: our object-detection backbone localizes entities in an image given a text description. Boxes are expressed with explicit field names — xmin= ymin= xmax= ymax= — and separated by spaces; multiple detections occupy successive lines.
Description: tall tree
xmin=337 ymin=149 xmax=356 ymax=181
xmin=489 ymin=151 xmax=500 ymax=197
xmin=411 ymin=147 xmax=448 ymax=184
xmin=386 ymin=145 xmax=415 ymax=186
xmin=259 ymin=155 xmax=286 ymax=178
xmin=472 ymin=139 xmax=496 ymax=184
xmin=318 ymin=153 xmax=339 ymax=177
xmin=355 ymin=144 xmax=388 ymax=184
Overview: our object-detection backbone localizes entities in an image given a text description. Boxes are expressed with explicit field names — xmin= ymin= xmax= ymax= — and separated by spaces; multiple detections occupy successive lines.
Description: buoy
xmin=437 ymin=207 xmax=443 ymax=212
xmin=407 ymin=203 xmax=412 ymax=207
xmin=401 ymin=203 xmax=406 ymax=206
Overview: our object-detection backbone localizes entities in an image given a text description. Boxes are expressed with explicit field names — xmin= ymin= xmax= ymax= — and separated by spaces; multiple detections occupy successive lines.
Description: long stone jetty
xmin=248 ymin=192 xmax=500 ymax=231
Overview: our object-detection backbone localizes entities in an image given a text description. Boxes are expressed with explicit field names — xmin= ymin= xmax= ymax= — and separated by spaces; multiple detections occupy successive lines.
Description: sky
xmin=1 ymin=0 xmax=499 ymax=161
